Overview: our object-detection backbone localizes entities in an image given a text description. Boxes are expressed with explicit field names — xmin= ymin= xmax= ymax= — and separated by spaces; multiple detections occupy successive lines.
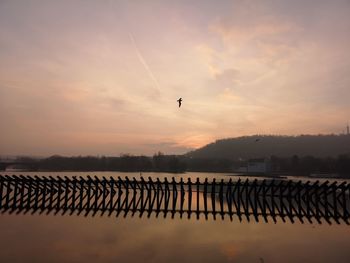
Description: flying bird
xmin=177 ymin=98 xmax=182 ymax=108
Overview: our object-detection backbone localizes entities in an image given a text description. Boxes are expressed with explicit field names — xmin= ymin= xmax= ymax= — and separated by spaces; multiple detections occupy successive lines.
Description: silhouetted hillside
xmin=186 ymin=135 xmax=350 ymax=159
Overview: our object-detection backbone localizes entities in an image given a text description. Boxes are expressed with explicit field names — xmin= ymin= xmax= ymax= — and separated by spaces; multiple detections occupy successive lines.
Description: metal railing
xmin=0 ymin=175 xmax=349 ymax=224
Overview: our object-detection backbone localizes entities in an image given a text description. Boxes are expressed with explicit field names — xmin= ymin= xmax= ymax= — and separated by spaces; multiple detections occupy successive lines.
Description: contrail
xmin=129 ymin=32 xmax=161 ymax=93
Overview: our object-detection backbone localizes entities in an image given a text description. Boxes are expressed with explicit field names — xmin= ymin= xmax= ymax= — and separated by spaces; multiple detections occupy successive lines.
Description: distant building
xmin=233 ymin=158 xmax=271 ymax=174
xmin=235 ymin=166 xmax=248 ymax=173
xmin=247 ymin=158 xmax=271 ymax=174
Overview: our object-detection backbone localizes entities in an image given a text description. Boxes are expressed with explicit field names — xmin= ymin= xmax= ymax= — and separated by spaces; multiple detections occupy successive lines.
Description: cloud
xmin=211 ymin=17 xmax=298 ymax=44
xmin=218 ymin=88 xmax=242 ymax=102
xmin=214 ymin=68 xmax=240 ymax=84
xmin=143 ymin=141 xmax=194 ymax=155
xmin=209 ymin=12 xmax=302 ymax=66
xmin=1 ymin=0 xmax=350 ymax=155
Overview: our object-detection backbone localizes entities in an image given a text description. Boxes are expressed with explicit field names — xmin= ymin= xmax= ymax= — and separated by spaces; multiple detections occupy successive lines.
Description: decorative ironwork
xmin=0 ymin=175 xmax=349 ymax=224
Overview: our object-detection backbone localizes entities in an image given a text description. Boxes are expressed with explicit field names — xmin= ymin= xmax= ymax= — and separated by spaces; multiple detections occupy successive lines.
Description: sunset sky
xmin=1 ymin=0 xmax=350 ymax=156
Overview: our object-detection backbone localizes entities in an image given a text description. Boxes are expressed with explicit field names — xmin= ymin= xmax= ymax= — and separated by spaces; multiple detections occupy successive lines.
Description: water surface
xmin=0 ymin=172 xmax=349 ymax=263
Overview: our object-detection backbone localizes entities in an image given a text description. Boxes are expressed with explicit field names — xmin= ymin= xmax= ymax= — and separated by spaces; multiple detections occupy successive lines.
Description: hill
xmin=186 ymin=134 xmax=350 ymax=160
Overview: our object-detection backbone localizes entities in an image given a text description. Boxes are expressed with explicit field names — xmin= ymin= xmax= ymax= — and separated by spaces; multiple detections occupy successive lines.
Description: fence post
xmin=180 ymin=178 xmax=184 ymax=217
xmin=211 ymin=178 xmax=216 ymax=218
xmin=226 ymin=178 xmax=233 ymax=219
xmin=204 ymin=178 xmax=208 ymax=220
xmin=187 ymin=178 xmax=192 ymax=218
xmin=172 ymin=177 xmax=177 ymax=217
xmin=196 ymin=178 xmax=200 ymax=219
xmin=219 ymin=179 xmax=224 ymax=219
xmin=0 ymin=176 xmax=4 ymax=209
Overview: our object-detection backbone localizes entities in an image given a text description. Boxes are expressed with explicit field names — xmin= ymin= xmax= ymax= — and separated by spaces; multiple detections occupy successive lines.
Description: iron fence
xmin=0 ymin=175 xmax=349 ymax=224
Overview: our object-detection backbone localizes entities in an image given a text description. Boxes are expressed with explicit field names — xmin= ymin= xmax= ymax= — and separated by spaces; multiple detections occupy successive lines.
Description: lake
xmin=0 ymin=172 xmax=349 ymax=263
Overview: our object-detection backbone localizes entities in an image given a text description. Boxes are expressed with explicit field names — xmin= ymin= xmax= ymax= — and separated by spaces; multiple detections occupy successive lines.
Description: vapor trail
xmin=129 ymin=33 xmax=161 ymax=93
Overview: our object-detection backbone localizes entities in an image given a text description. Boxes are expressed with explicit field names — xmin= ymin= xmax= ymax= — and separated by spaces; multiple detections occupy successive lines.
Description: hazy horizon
xmin=1 ymin=133 xmax=349 ymax=159
xmin=1 ymin=0 xmax=350 ymax=156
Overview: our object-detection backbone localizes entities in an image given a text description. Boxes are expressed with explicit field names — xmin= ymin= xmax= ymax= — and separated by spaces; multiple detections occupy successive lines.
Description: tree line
xmin=9 ymin=153 xmax=350 ymax=178
xmin=36 ymin=152 xmax=186 ymax=173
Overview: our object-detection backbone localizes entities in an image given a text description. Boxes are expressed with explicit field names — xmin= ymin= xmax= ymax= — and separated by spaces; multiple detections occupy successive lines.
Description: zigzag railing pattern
xmin=0 ymin=175 xmax=349 ymax=224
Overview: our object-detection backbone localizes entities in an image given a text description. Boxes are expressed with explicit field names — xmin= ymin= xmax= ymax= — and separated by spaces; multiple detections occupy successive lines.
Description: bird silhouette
xmin=177 ymin=98 xmax=182 ymax=108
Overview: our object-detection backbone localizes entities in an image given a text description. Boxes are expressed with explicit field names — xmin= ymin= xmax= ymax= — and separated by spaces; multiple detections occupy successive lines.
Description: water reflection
xmin=1 ymin=213 xmax=350 ymax=263
xmin=1 ymin=173 xmax=350 ymax=263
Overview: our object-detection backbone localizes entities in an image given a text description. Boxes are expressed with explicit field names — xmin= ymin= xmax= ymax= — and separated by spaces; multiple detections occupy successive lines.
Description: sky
xmin=1 ymin=0 xmax=350 ymax=156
